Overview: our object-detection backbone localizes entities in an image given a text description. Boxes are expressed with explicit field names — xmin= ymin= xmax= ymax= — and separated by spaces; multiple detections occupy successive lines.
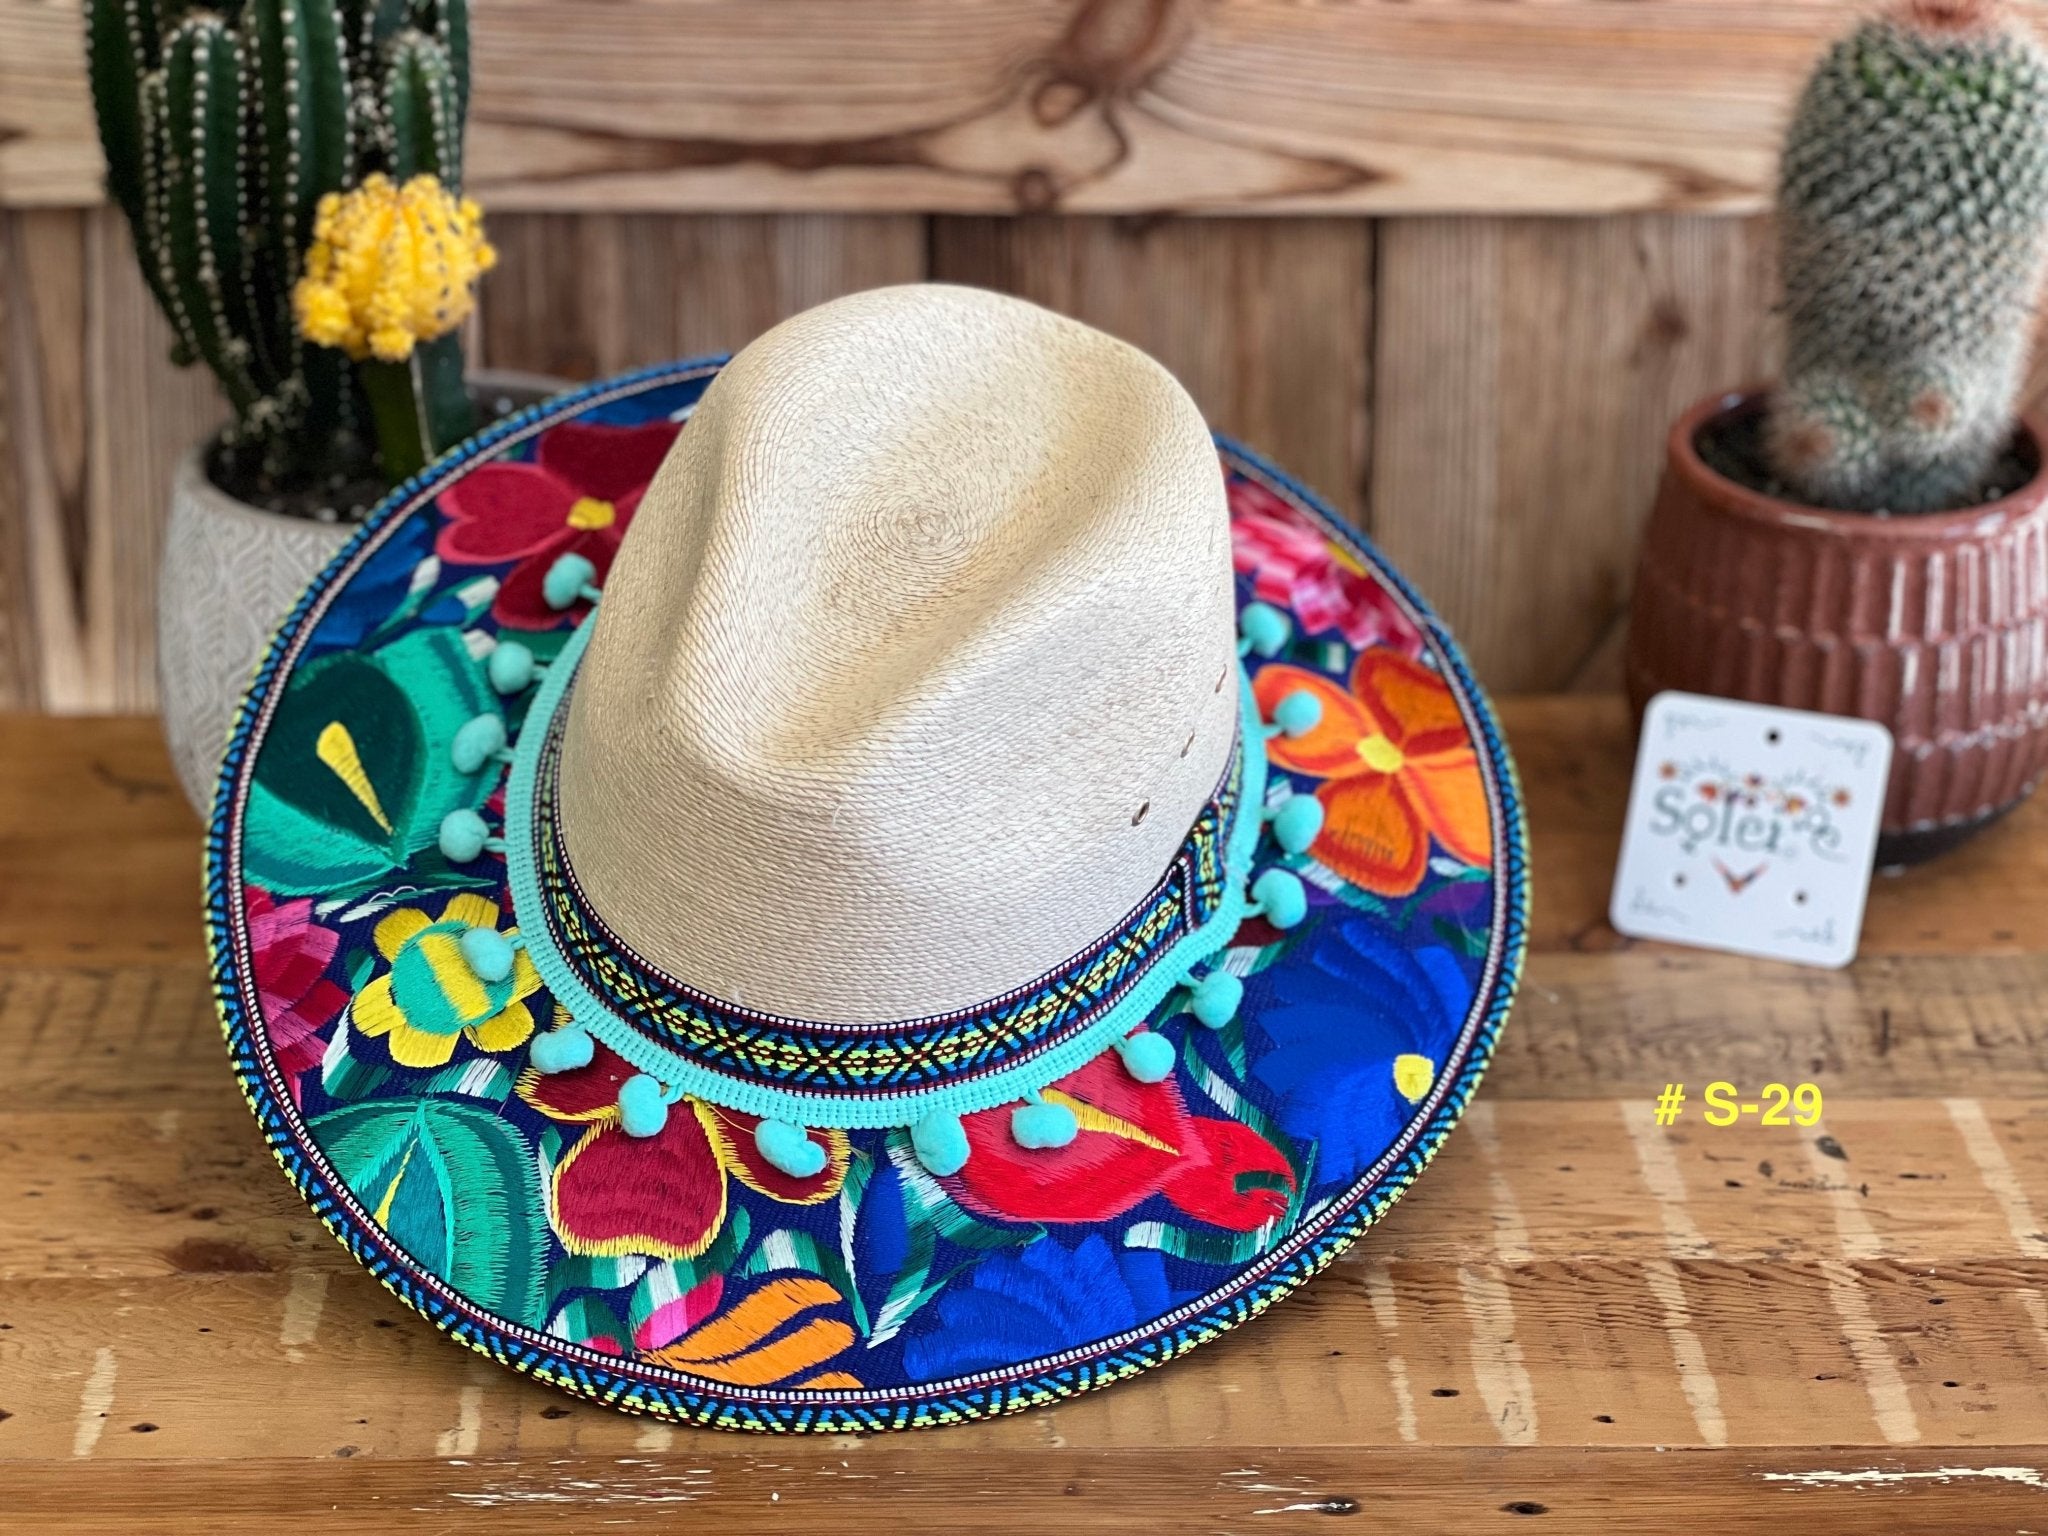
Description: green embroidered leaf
xmin=738 ymin=1226 xmax=828 ymax=1279
xmin=834 ymin=1149 xmax=876 ymax=1337
xmin=319 ymin=1026 xmax=391 ymax=1101
xmin=1179 ymin=1033 xmax=1318 ymax=1239
xmin=868 ymin=1223 xmax=936 ymax=1348
xmin=548 ymin=1294 xmax=630 ymax=1354
xmin=627 ymin=1209 xmax=750 ymax=1350
xmin=1122 ymin=1218 xmax=1280 ymax=1266
xmin=1199 ymin=1013 xmax=1250 ymax=1080
xmin=550 ymin=1253 xmax=650 ymax=1298
xmin=867 ymin=1134 xmax=1042 ymax=1345
xmin=1179 ymin=1034 xmax=1290 ymax=1155
xmin=886 ymin=1135 xmax=1041 ymax=1251
xmin=420 ymin=1057 xmax=512 ymax=1103
xmin=372 ymin=626 xmax=501 ymax=849
xmin=1432 ymin=914 xmax=1493 ymax=960
xmin=310 ymin=1098 xmax=550 ymax=1326
xmin=245 ymin=627 xmax=499 ymax=895
xmin=1327 ymin=881 xmax=1395 ymax=918
xmin=870 ymin=1260 xmax=946 ymax=1346
xmin=1234 ymin=1168 xmax=1294 ymax=1196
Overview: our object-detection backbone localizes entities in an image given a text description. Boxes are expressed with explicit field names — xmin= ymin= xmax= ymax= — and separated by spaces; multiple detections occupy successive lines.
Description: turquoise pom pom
xmin=1011 ymin=1098 xmax=1079 ymax=1150
xmin=1240 ymin=602 xmax=1291 ymax=659
xmin=1271 ymin=689 xmax=1322 ymax=738
xmin=617 ymin=1074 xmax=669 ymax=1138
xmin=911 ymin=1111 xmax=971 ymax=1177
xmin=1117 ymin=1031 xmax=1176 ymax=1084
xmin=754 ymin=1120 xmax=829 ymax=1180
xmin=458 ymin=925 xmax=516 ymax=984
xmin=438 ymin=807 xmax=491 ymax=862
xmin=486 ymin=640 xmax=538 ymax=695
xmin=529 ymin=1024 xmax=594 ymax=1074
xmin=1189 ymin=970 xmax=1244 ymax=1029
xmin=542 ymin=552 xmax=599 ymax=611
xmin=1270 ymin=794 xmax=1325 ymax=855
xmin=450 ymin=713 xmax=507 ymax=774
xmin=1252 ymin=868 xmax=1308 ymax=930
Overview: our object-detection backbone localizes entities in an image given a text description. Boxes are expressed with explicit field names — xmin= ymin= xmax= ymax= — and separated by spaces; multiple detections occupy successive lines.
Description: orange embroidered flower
xmin=1251 ymin=651 xmax=1492 ymax=897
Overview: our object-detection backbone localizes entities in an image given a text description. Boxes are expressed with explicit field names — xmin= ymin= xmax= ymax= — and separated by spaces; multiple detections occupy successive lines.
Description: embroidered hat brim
xmin=208 ymin=358 xmax=1529 ymax=1431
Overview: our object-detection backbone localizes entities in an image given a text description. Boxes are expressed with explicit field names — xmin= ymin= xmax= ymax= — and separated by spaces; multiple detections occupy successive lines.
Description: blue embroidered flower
xmin=305 ymin=514 xmax=433 ymax=656
xmin=1246 ymin=912 xmax=1477 ymax=1191
xmin=900 ymin=1234 xmax=1183 ymax=1383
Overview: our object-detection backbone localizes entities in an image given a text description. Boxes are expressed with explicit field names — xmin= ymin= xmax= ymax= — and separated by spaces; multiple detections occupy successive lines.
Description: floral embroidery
xmin=1249 ymin=913 xmax=1470 ymax=1189
xmin=217 ymin=366 xmax=1516 ymax=1420
xmin=350 ymin=892 xmax=542 ymax=1068
xmin=246 ymin=887 xmax=348 ymax=1105
xmin=901 ymin=1235 xmax=1187 ymax=1383
xmin=948 ymin=1051 xmax=1294 ymax=1231
xmin=1252 ymin=650 xmax=1492 ymax=896
xmin=1229 ymin=476 xmax=1422 ymax=656
xmin=644 ymin=1275 xmax=860 ymax=1387
xmin=435 ymin=419 xmax=681 ymax=629
xmin=518 ymin=1039 xmax=850 ymax=1260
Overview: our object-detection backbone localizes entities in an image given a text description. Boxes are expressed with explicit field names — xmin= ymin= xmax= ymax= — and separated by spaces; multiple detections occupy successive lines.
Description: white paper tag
xmin=1609 ymin=692 xmax=1893 ymax=970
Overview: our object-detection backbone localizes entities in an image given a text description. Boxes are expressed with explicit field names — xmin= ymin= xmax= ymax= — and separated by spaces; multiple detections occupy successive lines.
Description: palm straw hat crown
xmin=559 ymin=283 xmax=1241 ymax=1026
xmin=210 ymin=282 xmax=1527 ymax=1430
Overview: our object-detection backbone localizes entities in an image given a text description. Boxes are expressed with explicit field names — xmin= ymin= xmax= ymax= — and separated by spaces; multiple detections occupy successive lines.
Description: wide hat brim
xmin=208 ymin=357 xmax=1529 ymax=1431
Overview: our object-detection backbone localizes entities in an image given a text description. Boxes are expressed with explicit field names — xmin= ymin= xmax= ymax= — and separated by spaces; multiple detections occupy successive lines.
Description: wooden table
xmin=3 ymin=702 xmax=2046 ymax=1532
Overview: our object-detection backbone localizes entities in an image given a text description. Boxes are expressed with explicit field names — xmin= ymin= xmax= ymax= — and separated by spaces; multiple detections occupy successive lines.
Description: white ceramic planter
xmin=157 ymin=371 xmax=566 ymax=813
xmin=158 ymin=452 xmax=353 ymax=813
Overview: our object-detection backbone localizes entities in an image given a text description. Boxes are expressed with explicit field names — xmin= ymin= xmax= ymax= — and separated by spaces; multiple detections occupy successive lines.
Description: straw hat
xmin=210 ymin=285 xmax=1527 ymax=1430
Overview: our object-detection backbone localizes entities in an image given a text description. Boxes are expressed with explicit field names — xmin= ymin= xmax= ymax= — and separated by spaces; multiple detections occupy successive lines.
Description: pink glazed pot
xmin=1626 ymin=389 xmax=2048 ymax=865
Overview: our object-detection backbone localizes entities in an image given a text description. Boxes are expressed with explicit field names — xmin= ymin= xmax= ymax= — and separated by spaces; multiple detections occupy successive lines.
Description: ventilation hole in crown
xmin=1131 ymin=801 xmax=1150 ymax=827
xmin=1181 ymin=730 xmax=1196 ymax=759
xmin=1215 ymin=666 xmax=1228 ymax=694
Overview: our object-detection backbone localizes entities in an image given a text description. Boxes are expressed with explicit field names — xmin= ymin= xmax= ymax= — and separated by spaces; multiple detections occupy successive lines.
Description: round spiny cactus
xmin=1767 ymin=0 xmax=2048 ymax=513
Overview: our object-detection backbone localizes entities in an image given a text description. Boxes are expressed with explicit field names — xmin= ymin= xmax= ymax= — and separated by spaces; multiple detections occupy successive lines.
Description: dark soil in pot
xmin=203 ymin=371 xmax=567 ymax=523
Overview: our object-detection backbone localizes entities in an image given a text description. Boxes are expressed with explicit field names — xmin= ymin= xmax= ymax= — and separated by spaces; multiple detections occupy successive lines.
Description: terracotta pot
xmin=1625 ymin=388 xmax=2048 ymax=866
xmin=157 ymin=369 xmax=568 ymax=813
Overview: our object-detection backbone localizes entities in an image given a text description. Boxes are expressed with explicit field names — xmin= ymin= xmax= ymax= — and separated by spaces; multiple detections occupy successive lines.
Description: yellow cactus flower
xmin=292 ymin=173 xmax=496 ymax=363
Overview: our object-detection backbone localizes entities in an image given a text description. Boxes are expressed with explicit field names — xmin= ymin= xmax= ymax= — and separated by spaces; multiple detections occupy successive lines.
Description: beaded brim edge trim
xmin=205 ymin=357 xmax=1530 ymax=1433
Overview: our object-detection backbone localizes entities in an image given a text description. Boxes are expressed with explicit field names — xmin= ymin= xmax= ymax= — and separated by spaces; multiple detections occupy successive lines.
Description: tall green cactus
xmin=1766 ymin=0 xmax=2048 ymax=514
xmin=85 ymin=0 xmax=475 ymax=497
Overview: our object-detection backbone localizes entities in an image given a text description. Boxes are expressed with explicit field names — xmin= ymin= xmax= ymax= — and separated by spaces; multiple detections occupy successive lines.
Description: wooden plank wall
xmin=0 ymin=206 xmax=1785 ymax=711
xmin=0 ymin=2 xmax=1934 ymax=214
xmin=5 ymin=0 xmax=2028 ymax=712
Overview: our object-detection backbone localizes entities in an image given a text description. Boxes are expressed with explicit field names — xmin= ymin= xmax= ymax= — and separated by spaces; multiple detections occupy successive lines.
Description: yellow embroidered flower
xmin=292 ymin=173 xmax=496 ymax=363
xmin=1393 ymin=1053 xmax=1436 ymax=1104
xmin=351 ymin=892 xmax=539 ymax=1069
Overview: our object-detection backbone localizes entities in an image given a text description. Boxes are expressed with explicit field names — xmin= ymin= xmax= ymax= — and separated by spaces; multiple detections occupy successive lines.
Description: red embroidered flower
xmin=1228 ymin=476 xmax=1422 ymax=656
xmin=245 ymin=886 xmax=348 ymax=1106
xmin=435 ymin=419 xmax=682 ymax=630
xmin=517 ymin=1041 xmax=850 ymax=1260
xmin=946 ymin=1052 xmax=1296 ymax=1231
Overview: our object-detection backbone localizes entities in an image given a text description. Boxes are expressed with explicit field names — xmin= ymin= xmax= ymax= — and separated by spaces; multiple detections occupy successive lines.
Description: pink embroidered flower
xmin=245 ymin=886 xmax=348 ymax=1105
xmin=1228 ymin=476 xmax=1422 ymax=656
xmin=435 ymin=419 xmax=682 ymax=630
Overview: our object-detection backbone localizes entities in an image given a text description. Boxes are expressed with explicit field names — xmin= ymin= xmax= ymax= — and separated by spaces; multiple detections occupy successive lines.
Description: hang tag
xmin=1609 ymin=692 xmax=1893 ymax=970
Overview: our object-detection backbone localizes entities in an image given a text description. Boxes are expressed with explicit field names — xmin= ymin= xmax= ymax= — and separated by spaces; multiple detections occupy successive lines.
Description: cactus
xmin=1766 ymin=0 xmax=2048 ymax=514
xmin=84 ymin=0 xmax=479 ymax=498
